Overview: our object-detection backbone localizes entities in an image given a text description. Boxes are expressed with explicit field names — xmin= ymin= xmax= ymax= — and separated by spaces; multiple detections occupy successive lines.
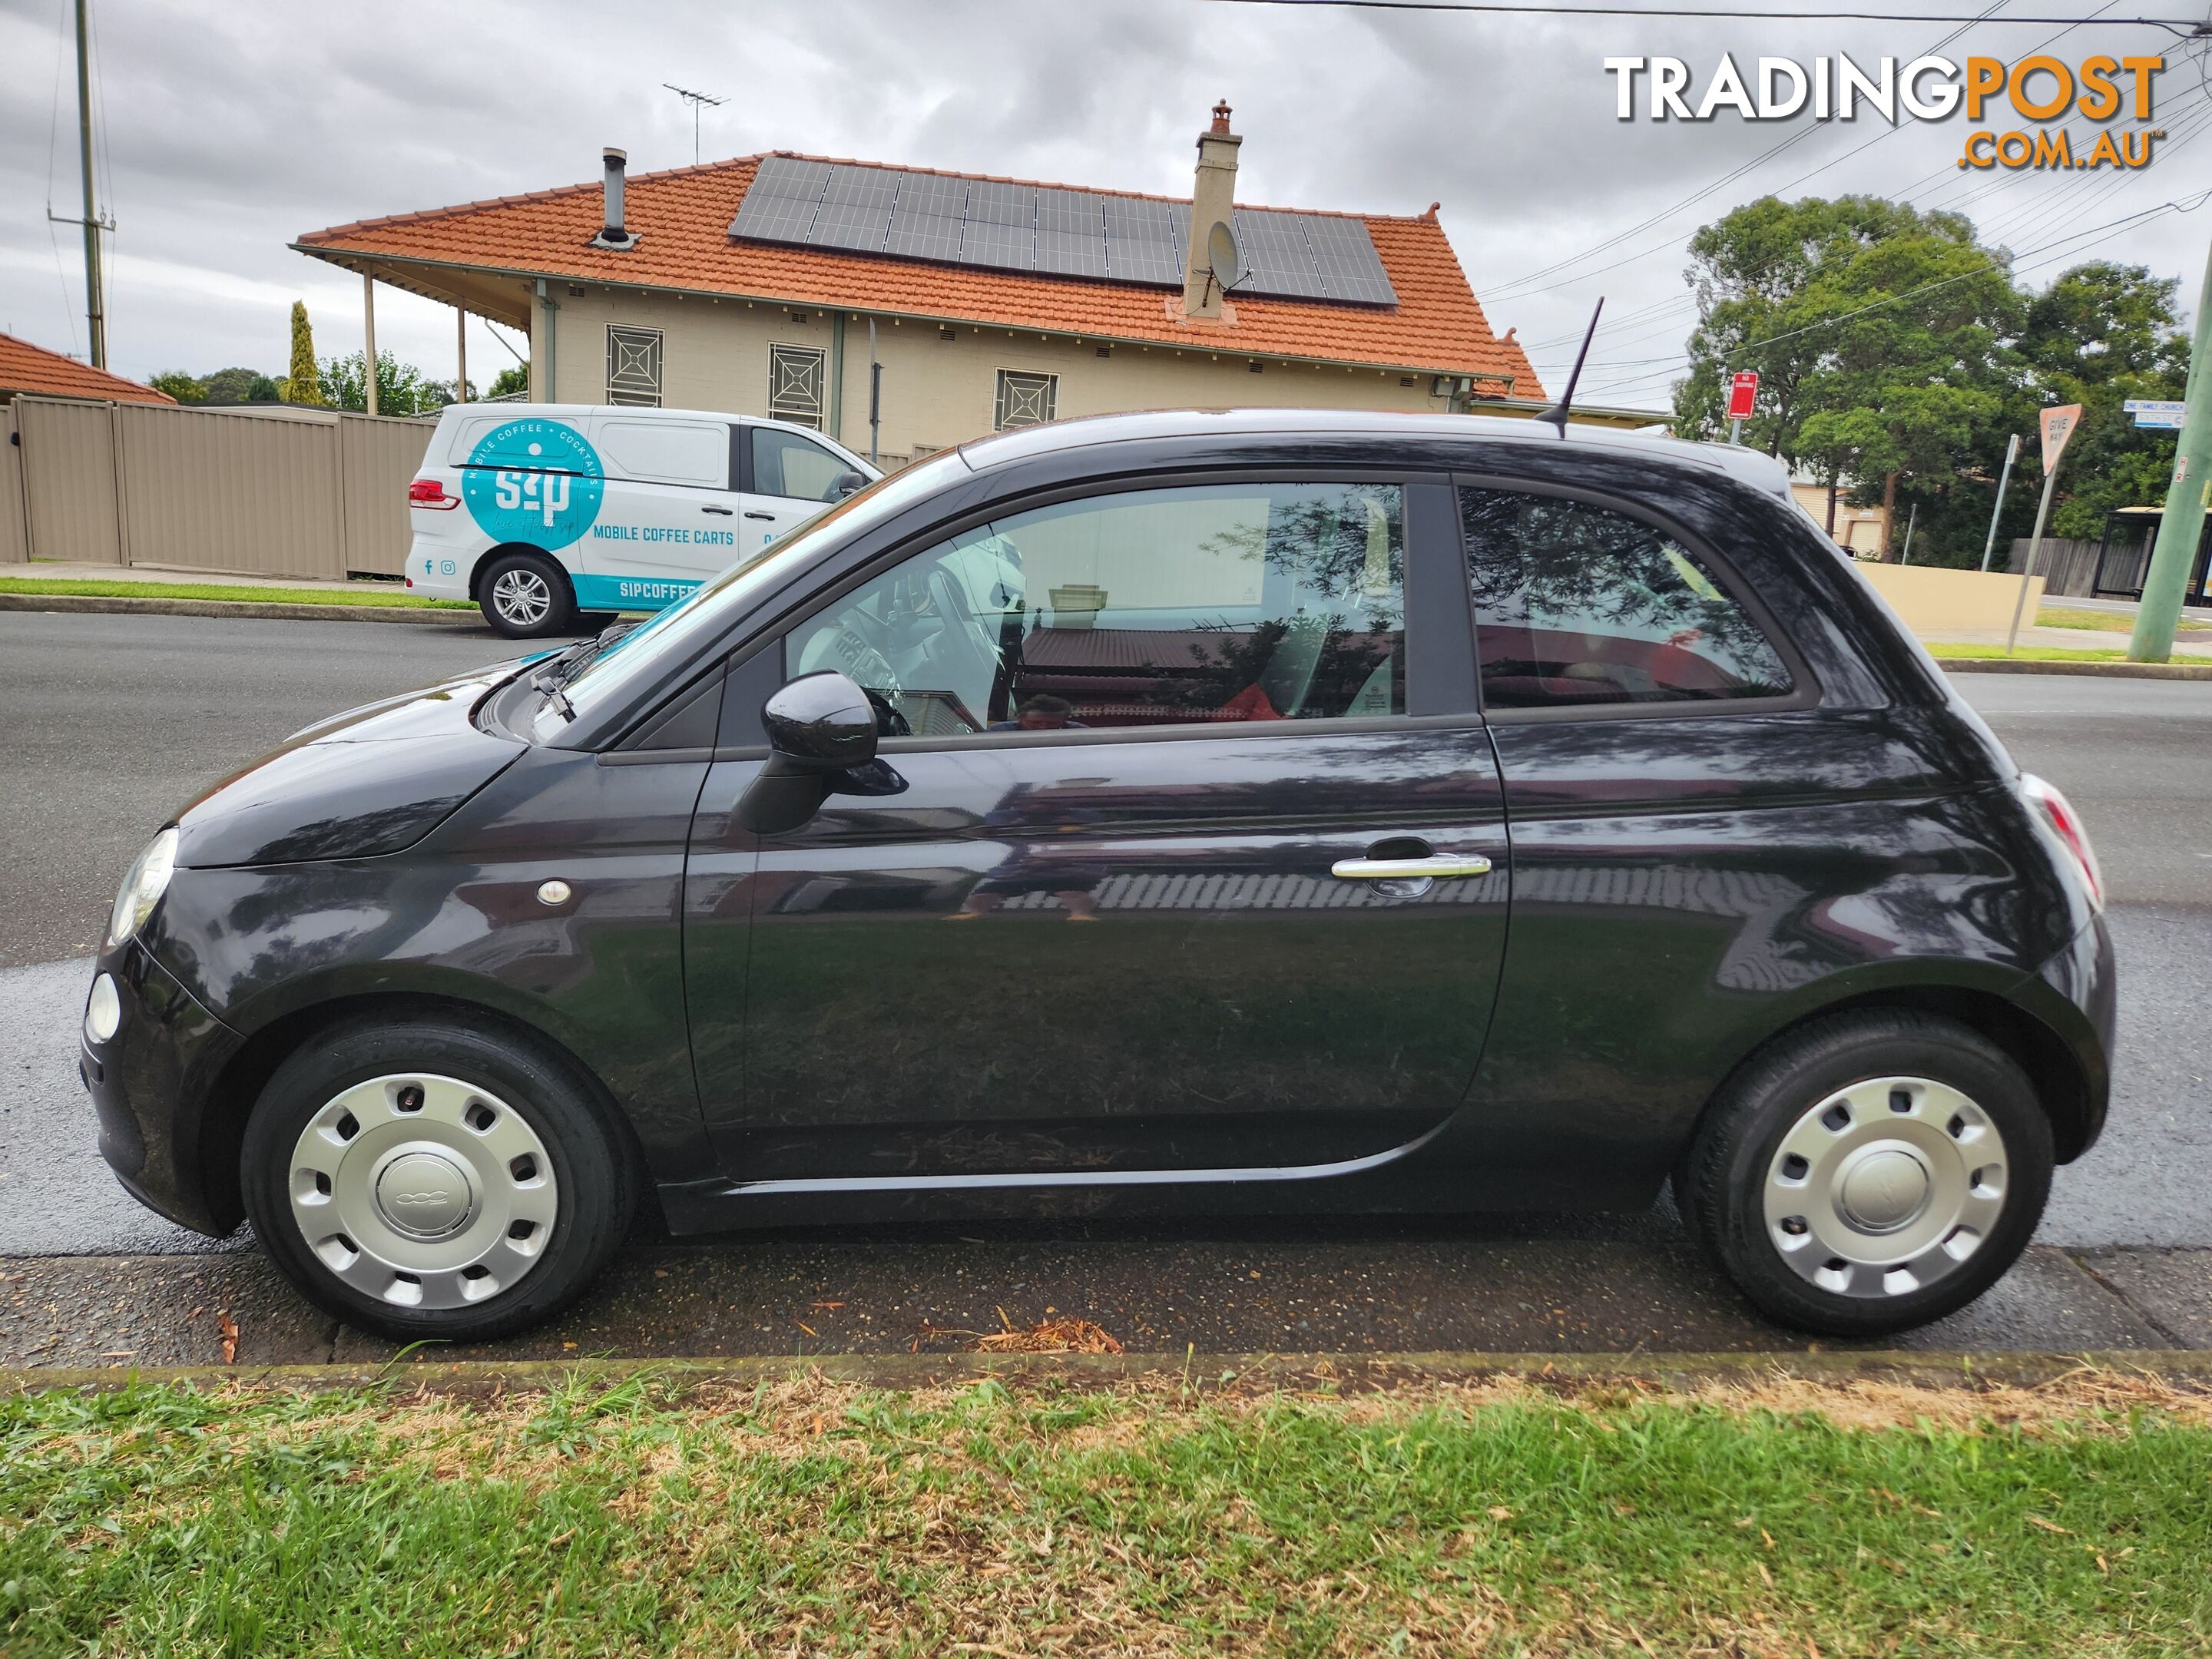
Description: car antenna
xmin=1533 ymin=296 xmax=1604 ymax=438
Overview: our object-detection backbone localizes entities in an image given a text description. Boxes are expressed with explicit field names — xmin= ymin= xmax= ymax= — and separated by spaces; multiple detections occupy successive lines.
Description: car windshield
xmin=545 ymin=449 xmax=972 ymax=734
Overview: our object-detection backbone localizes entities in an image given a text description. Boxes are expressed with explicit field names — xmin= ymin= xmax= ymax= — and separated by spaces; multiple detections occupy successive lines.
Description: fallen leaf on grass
xmin=974 ymin=1316 xmax=1123 ymax=1355
xmin=2028 ymin=1515 xmax=2071 ymax=1535
xmin=217 ymin=1312 xmax=238 ymax=1366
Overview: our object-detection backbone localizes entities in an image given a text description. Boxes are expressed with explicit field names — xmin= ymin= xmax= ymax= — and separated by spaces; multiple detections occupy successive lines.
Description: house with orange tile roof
xmin=0 ymin=333 xmax=175 ymax=406
xmin=293 ymin=106 xmax=1631 ymax=465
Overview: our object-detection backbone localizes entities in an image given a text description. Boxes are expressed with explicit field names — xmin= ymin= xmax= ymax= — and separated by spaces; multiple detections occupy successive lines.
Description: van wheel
xmin=1675 ymin=1010 xmax=2052 ymax=1338
xmin=240 ymin=1014 xmax=637 ymax=1343
xmin=478 ymin=552 xmax=576 ymax=638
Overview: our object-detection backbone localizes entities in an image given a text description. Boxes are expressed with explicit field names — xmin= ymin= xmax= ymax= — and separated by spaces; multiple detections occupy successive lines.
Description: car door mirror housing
xmin=737 ymin=671 xmax=892 ymax=836
xmin=761 ymin=671 xmax=879 ymax=770
xmin=831 ymin=469 xmax=868 ymax=500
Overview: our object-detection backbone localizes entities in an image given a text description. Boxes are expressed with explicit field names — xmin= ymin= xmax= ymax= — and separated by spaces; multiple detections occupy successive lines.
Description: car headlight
xmin=108 ymin=827 xmax=178 ymax=949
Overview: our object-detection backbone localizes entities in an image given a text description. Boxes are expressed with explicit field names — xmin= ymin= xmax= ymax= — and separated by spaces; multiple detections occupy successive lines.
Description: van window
xmin=752 ymin=428 xmax=853 ymax=503
xmin=783 ymin=482 xmax=1405 ymax=738
xmin=596 ymin=419 xmax=730 ymax=488
xmin=1458 ymin=487 xmax=1793 ymax=710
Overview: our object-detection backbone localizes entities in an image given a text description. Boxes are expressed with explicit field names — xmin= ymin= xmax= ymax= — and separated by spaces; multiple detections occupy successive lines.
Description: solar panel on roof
xmin=1301 ymin=214 xmax=1398 ymax=306
xmin=808 ymin=167 xmax=900 ymax=253
xmin=883 ymin=173 xmax=967 ymax=261
xmin=1230 ymin=210 xmax=1330 ymax=300
xmin=725 ymin=157 xmax=1396 ymax=306
xmin=1035 ymin=190 xmax=1108 ymax=278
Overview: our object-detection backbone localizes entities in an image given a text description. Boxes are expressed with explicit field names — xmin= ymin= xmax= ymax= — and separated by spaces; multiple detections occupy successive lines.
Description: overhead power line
xmin=1197 ymin=0 xmax=2206 ymax=26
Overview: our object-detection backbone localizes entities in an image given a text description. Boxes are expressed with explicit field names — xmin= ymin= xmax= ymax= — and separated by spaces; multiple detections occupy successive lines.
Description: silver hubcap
xmin=286 ymin=1073 xmax=558 ymax=1310
xmin=489 ymin=568 xmax=552 ymax=627
xmin=1763 ymin=1075 xmax=2008 ymax=1300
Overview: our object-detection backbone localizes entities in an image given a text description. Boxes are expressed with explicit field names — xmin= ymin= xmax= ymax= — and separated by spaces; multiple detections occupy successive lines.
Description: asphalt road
xmin=0 ymin=612 xmax=2207 ymax=1358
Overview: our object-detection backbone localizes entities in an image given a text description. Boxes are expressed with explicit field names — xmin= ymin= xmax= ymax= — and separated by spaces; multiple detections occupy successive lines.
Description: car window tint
xmin=1458 ymin=487 xmax=1793 ymax=710
xmin=784 ymin=482 xmax=1406 ymax=739
xmin=753 ymin=428 xmax=852 ymax=503
xmin=595 ymin=419 xmax=728 ymax=486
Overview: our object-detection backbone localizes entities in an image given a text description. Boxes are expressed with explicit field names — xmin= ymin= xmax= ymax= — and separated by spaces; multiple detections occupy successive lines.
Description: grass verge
xmin=1930 ymin=644 xmax=2171 ymax=663
xmin=4 ymin=1369 xmax=2209 ymax=1655
xmin=0 ymin=575 xmax=473 ymax=610
xmin=2038 ymin=607 xmax=2211 ymax=634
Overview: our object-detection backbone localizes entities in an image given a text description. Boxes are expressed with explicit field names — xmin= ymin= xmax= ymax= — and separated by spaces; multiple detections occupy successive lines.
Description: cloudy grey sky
xmin=2 ymin=0 xmax=2205 ymax=408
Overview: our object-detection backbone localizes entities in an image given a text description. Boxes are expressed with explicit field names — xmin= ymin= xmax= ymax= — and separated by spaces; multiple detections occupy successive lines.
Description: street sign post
xmin=1727 ymin=371 xmax=1757 ymax=445
xmin=2006 ymin=404 xmax=2083 ymax=654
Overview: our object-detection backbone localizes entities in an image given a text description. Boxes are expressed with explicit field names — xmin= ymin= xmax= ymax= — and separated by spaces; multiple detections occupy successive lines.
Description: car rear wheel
xmin=240 ymin=1015 xmax=636 ymax=1343
xmin=1676 ymin=1010 xmax=2053 ymax=1337
xmin=478 ymin=551 xmax=576 ymax=638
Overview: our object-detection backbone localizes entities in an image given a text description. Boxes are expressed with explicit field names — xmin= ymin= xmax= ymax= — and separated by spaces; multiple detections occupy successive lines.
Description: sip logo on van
xmin=461 ymin=419 xmax=604 ymax=550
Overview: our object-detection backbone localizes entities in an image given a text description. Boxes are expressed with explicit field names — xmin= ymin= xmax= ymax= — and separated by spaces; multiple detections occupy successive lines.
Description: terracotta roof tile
xmin=296 ymin=154 xmax=1541 ymax=395
xmin=0 ymin=333 xmax=177 ymax=405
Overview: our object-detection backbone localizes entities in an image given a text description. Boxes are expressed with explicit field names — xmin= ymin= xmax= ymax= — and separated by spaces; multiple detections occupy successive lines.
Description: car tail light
xmin=408 ymin=477 xmax=459 ymax=509
xmin=2021 ymin=773 xmax=2102 ymax=910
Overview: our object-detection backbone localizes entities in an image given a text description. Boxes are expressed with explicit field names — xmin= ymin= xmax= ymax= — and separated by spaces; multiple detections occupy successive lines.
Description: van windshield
xmin=548 ymin=449 xmax=971 ymax=732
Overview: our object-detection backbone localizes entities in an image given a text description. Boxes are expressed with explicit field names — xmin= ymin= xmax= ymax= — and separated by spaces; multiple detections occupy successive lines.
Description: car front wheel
xmin=241 ymin=1015 xmax=636 ymax=1343
xmin=1676 ymin=1010 xmax=2054 ymax=1337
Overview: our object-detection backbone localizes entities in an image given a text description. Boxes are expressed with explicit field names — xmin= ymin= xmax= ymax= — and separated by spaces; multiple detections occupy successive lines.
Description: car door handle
xmin=1331 ymin=853 xmax=1494 ymax=881
xmin=743 ymin=510 xmax=777 ymax=521
xmin=701 ymin=505 xmax=733 ymax=515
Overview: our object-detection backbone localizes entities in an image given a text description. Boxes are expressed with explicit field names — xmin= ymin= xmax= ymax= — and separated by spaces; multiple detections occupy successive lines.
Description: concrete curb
xmin=0 ymin=590 xmax=481 ymax=628
xmin=8 ymin=1348 xmax=2209 ymax=1398
xmin=1936 ymin=656 xmax=2212 ymax=680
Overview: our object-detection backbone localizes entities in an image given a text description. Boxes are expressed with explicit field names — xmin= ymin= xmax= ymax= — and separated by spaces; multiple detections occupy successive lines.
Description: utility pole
xmin=1980 ymin=433 xmax=2021 ymax=571
xmin=1900 ymin=502 xmax=1918 ymax=566
xmin=45 ymin=0 xmax=111 ymax=366
xmin=2130 ymin=235 xmax=2212 ymax=663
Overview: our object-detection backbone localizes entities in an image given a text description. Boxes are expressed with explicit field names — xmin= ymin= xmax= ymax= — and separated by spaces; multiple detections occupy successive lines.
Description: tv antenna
xmin=664 ymin=84 xmax=727 ymax=165
xmin=1534 ymin=296 xmax=1603 ymax=437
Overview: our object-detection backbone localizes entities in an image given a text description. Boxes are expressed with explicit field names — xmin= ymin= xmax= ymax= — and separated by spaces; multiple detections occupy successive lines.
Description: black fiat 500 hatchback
xmin=83 ymin=410 xmax=2113 ymax=1343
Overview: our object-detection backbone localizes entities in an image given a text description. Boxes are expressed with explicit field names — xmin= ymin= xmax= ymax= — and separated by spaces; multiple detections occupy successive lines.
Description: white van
xmin=404 ymin=403 xmax=879 ymax=637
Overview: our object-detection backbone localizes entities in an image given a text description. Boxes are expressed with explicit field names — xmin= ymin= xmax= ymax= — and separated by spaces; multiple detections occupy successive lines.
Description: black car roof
xmin=955 ymin=407 xmax=1797 ymax=504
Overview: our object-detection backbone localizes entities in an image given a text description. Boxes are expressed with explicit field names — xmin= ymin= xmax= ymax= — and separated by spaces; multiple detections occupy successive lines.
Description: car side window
xmin=1458 ymin=486 xmax=1793 ymax=710
xmin=783 ymin=482 xmax=1406 ymax=738
xmin=753 ymin=428 xmax=852 ymax=503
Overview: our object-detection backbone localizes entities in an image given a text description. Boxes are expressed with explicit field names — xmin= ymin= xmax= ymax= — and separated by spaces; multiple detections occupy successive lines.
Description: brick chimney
xmin=1181 ymin=101 xmax=1240 ymax=319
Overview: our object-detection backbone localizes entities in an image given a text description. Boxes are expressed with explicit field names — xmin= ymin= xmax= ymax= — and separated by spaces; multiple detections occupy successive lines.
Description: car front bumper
xmin=81 ymin=940 xmax=246 ymax=1237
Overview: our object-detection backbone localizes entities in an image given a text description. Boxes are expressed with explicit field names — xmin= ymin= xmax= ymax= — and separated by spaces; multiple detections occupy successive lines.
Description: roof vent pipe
xmin=591 ymin=147 xmax=641 ymax=251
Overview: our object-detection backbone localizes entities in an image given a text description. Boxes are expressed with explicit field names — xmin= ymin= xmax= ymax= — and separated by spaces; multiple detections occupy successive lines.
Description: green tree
xmin=1674 ymin=196 xmax=2023 ymax=565
xmin=2017 ymin=262 xmax=2189 ymax=538
xmin=283 ymin=301 xmax=324 ymax=405
xmin=200 ymin=366 xmax=282 ymax=405
xmin=147 ymin=371 xmax=207 ymax=402
xmin=488 ymin=364 xmax=530 ymax=400
xmin=316 ymin=350 xmax=453 ymax=417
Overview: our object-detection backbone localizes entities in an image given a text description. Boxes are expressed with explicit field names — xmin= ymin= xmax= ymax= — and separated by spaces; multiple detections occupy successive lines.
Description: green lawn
xmin=4 ymin=1371 xmax=2209 ymax=1655
xmin=2038 ymin=607 xmax=2212 ymax=635
xmin=0 ymin=575 xmax=474 ymax=610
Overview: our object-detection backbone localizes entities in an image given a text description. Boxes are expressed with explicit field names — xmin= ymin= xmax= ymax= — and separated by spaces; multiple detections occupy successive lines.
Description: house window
xmin=995 ymin=369 xmax=1057 ymax=431
xmin=606 ymin=325 xmax=663 ymax=406
xmin=768 ymin=344 xmax=826 ymax=430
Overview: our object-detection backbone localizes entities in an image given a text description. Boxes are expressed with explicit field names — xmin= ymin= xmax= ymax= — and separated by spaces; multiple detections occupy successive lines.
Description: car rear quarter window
xmin=1458 ymin=486 xmax=1793 ymax=711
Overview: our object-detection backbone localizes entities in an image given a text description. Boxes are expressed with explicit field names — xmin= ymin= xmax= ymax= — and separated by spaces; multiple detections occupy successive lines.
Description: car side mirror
xmin=831 ymin=469 xmax=869 ymax=500
xmin=737 ymin=671 xmax=892 ymax=836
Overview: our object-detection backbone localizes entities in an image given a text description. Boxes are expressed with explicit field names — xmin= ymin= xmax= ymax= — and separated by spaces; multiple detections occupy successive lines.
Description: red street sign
xmin=1727 ymin=371 xmax=1759 ymax=421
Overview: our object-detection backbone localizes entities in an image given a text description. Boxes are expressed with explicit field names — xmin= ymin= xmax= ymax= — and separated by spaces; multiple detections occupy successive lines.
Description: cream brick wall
xmin=528 ymin=284 xmax=1459 ymax=463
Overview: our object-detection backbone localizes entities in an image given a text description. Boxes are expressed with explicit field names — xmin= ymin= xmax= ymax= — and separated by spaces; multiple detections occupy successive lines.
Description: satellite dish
xmin=1207 ymin=220 xmax=1246 ymax=293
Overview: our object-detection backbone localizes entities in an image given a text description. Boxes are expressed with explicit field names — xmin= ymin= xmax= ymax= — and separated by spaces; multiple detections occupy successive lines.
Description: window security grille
xmin=606 ymin=325 xmax=663 ymax=406
xmin=768 ymin=345 xmax=826 ymax=429
xmin=995 ymin=369 xmax=1057 ymax=431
